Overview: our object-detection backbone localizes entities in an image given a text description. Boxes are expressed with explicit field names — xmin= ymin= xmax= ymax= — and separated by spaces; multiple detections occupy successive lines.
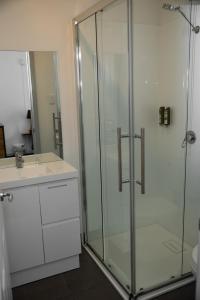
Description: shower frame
xmin=73 ymin=0 xmax=194 ymax=299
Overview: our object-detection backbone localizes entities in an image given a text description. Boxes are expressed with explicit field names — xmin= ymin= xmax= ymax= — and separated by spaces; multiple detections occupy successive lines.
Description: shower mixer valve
xmin=182 ymin=130 xmax=197 ymax=148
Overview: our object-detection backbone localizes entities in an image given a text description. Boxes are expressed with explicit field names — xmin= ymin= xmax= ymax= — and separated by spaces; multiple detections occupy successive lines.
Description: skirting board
xmin=11 ymin=255 xmax=80 ymax=288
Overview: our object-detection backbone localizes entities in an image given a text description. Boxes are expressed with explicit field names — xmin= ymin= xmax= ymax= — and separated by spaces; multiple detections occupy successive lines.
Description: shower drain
xmin=162 ymin=240 xmax=184 ymax=254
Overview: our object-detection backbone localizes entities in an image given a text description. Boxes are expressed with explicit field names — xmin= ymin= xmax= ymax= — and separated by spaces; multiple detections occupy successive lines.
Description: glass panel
xmin=78 ymin=16 xmax=104 ymax=258
xmin=133 ymin=0 xmax=191 ymax=292
xmin=97 ymin=0 xmax=131 ymax=289
xmin=183 ymin=2 xmax=200 ymax=274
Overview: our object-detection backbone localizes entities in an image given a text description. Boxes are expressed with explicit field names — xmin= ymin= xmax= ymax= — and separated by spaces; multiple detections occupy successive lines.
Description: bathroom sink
xmin=0 ymin=164 xmax=53 ymax=183
xmin=0 ymin=154 xmax=78 ymax=189
xmin=17 ymin=164 xmax=53 ymax=179
xmin=0 ymin=167 xmax=19 ymax=182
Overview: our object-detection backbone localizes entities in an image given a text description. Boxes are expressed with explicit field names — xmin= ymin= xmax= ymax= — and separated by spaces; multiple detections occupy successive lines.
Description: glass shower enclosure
xmin=74 ymin=0 xmax=195 ymax=297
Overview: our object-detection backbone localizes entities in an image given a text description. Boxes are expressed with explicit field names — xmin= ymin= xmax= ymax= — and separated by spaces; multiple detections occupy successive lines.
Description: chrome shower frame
xmin=73 ymin=0 xmax=195 ymax=299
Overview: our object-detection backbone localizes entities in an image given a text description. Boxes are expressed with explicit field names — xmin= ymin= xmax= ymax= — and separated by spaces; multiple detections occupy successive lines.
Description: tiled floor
xmin=13 ymin=250 xmax=195 ymax=300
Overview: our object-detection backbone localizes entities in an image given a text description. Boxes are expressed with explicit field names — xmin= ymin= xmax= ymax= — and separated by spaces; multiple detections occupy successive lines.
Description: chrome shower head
xmin=162 ymin=2 xmax=200 ymax=34
xmin=162 ymin=3 xmax=180 ymax=11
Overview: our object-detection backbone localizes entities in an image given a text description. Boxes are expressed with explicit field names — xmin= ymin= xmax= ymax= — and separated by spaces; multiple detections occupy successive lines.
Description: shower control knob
xmin=186 ymin=131 xmax=196 ymax=145
xmin=0 ymin=193 xmax=13 ymax=202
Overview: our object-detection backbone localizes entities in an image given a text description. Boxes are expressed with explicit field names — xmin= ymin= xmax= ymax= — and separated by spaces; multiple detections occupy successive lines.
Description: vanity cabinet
xmin=2 ymin=176 xmax=81 ymax=287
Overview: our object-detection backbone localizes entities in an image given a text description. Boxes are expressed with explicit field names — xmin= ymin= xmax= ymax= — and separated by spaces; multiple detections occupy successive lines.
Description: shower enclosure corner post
xmin=73 ymin=19 xmax=88 ymax=246
xmin=127 ymin=0 xmax=136 ymax=296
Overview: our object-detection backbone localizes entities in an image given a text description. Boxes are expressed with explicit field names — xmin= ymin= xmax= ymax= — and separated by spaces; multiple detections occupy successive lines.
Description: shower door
xmin=77 ymin=0 xmax=133 ymax=292
xmin=97 ymin=0 xmax=132 ymax=289
xmin=133 ymin=0 xmax=192 ymax=293
xmin=78 ymin=15 xmax=104 ymax=259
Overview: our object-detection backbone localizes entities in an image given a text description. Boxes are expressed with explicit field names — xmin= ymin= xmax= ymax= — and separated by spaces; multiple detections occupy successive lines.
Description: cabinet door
xmin=43 ymin=218 xmax=81 ymax=263
xmin=39 ymin=179 xmax=79 ymax=224
xmin=3 ymin=186 xmax=44 ymax=273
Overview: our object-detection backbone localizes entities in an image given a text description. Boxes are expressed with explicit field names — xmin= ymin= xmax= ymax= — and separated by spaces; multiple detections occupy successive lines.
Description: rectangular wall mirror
xmin=0 ymin=51 xmax=63 ymax=160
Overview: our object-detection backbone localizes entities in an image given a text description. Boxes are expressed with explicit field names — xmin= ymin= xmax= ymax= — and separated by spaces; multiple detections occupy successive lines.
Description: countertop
xmin=0 ymin=158 xmax=78 ymax=190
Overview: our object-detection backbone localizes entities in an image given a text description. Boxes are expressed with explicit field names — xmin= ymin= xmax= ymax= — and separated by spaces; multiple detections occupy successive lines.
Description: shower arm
xmin=178 ymin=7 xmax=200 ymax=33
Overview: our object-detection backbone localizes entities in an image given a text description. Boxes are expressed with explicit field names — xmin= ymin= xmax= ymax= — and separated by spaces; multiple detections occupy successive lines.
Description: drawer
xmin=39 ymin=179 xmax=79 ymax=224
xmin=43 ymin=218 xmax=81 ymax=263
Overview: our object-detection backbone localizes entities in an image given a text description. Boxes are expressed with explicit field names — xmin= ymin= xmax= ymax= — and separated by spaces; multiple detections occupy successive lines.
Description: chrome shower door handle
xmin=117 ymin=128 xmax=123 ymax=192
xmin=135 ymin=128 xmax=145 ymax=194
xmin=140 ymin=128 xmax=145 ymax=194
xmin=117 ymin=128 xmax=130 ymax=193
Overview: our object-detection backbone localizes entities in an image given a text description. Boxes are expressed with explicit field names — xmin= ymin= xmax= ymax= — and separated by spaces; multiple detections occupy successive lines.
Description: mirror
xmin=0 ymin=51 xmax=63 ymax=160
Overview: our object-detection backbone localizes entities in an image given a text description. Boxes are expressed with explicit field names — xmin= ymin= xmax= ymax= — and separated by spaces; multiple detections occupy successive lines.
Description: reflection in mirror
xmin=0 ymin=51 xmax=63 ymax=161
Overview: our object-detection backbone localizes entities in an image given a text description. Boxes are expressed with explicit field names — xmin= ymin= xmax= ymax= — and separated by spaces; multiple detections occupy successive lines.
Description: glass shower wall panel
xmin=133 ymin=0 xmax=191 ymax=292
xmin=78 ymin=16 xmax=104 ymax=259
xmin=97 ymin=0 xmax=131 ymax=289
xmin=183 ymin=2 xmax=200 ymax=274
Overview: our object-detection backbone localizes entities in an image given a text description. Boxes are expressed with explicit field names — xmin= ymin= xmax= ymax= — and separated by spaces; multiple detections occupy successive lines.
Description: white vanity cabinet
xmin=0 ymin=161 xmax=81 ymax=288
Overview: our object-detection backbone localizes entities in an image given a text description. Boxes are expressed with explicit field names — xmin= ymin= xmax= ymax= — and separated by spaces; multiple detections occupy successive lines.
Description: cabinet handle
xmin=48 ymin=184 xmax=68 ymax=190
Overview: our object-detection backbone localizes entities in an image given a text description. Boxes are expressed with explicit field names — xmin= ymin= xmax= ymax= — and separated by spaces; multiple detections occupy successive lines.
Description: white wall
xmin=0 ymin=51 xmax=31 ymax=156
xmin=133 ymin=0 xmax=191 ymax=231
xmin=0 ymin=0 xmax=99 ymax=166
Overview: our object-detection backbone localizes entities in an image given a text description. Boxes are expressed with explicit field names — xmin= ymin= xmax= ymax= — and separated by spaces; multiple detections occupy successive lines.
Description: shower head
xmin=162 ymin=3 xmax=180 ymax=11
xmin=162 ymin=3 xmax=200 ymax=33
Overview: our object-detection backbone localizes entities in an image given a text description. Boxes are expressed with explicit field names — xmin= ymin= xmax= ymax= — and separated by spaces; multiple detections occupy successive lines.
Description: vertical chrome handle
xmin=117 ymin=128 xmax=130 ymax=193
xmin=117 ymin=128 xmax=123 ymax=192
xmin=53 ymin=113 xmax=57 ymax=149
xmin=135 ymin=128 xmax=145 ymax=194
xmin=140 ymin=128 xmax=145 ymax=194
xmin=57 ymin=112 xmax=63 ymax=158
xmin=58 ymin=112 xmax=63 ymax=145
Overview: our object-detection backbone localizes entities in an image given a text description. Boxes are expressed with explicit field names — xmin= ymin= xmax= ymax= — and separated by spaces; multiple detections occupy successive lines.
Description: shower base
xmin=90 ymin=223 xmax=192 ymax=292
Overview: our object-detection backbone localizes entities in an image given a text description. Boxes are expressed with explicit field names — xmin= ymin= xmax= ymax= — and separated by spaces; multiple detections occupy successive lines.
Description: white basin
xmin=0 ymin=153 xmax=78 ymax=189
xmin=17 ymin=164 xmax=53 ymax=179
xmin=0 ymin=165 xmax=53 ymax=183
xmin=0 ymin=167 xmax=19 ymax=182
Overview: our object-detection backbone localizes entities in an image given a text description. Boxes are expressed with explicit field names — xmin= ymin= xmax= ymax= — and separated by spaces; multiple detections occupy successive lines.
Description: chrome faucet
xmin=15 ymin=152 xmax=24 ymax=168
